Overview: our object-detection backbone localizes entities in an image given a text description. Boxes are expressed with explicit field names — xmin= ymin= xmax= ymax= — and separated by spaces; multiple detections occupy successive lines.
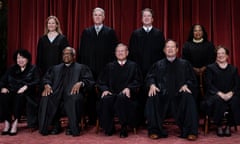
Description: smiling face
xmin=164 ymin=40 xmax=178 ymax=58
xmin=62 ymin=48 xmax=74 ymax=64
xmin=47 ymin=18 xmax=58 ymax=32
xmin=142 ymin=10 xmax=153 ymax=27
xmin=216 ymin=47 xmax=228 ymax=63
xmin=193 ymin=25 xmax=203 ymax=40
xmin=17 ymin=54 xmax=28 ymax=68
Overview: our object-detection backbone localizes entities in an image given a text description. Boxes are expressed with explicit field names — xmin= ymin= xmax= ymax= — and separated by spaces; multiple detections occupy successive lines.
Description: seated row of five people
xmin=0 ymin=40 xmax=240 ymax=141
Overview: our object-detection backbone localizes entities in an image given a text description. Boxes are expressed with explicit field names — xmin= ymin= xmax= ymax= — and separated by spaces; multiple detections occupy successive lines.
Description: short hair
xmin=93 ymin=7 xmax=105 ymax=16
xmin=165 ymin=39 xmax=179 ymax=48
xmin=216 ymin=45 xmax=229 ymax=55
xmin=115 ymin=43 xmax=128 ymax=51
xmin=44 ymin=16 xmax=63 ymax=35
xmin=13 ymin=49 xmax=32 ymax=64
xmin=187 ymin=24 xmax=208 ymax=42
xmin=142 ymin=8 xmax=153 ymax=17
xmin=63 ymin=47 xmax=76 ymax=56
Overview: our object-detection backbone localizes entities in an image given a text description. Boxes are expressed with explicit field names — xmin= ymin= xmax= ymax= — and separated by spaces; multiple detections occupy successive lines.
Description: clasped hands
xmin=217 ymin=91 xmax=233 ymax=101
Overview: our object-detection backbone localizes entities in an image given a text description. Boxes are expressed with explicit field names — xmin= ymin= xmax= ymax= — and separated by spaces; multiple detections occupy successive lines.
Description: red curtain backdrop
xmin=7 ymin=0 xmax=240 ymax=70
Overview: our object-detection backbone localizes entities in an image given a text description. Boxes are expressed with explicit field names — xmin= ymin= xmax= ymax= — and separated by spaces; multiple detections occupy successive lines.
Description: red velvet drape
xmin=7 ymin=0 xmax=240 ymax=70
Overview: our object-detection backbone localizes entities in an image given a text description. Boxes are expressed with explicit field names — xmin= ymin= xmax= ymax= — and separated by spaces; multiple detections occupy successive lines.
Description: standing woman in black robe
xmin=182 ymin=24 xmax=216 ymax=108
xmin=204 ymin=46 xmax=240 ymax=137
xmin=36 ymin=15 xmax=69 ymax=75
xmin=0 ymin=49 xmax=40 ymax=136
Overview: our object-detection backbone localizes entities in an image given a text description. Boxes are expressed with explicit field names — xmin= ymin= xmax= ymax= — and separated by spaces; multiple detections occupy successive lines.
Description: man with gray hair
xmin=39 ymin=47 xmax=94 ymax=136
xmin=78 ymin=7 xmax=118 ymax=125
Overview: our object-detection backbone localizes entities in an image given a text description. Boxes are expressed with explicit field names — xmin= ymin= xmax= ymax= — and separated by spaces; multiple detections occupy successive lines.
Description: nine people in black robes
xmin=97 ymin=43 xmax=142 ymax=138
xmin=0 ymin=49 xmax=40 ymax=136
xmin=145 ymin=39 xmax=198 ymax=141
xmin=78 ymin=7 xmax=118 ymax=125
xmin=1 ymin=8 xmax=239 ymax=141
xmin=203 ymin=46 xmax=240 ymax=137
xmin=38 ymin=47 xmax=94 ymax=136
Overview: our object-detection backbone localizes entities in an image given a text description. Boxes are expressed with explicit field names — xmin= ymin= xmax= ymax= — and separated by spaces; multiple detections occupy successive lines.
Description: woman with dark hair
xmin=36 ymin=15 xmax=69 ymax=74
xmin=182 ymin=24 xmax=216 ymax=104
xmin=0 ymin=49 xmax=40 ymax=136
xmin=204 ymin=46 xmax=240 ymax=137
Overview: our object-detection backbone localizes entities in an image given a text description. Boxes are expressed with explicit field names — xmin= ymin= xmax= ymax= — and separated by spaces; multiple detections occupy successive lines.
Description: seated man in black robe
xmin=145 ymin=39 xmax=198 ymax=141
xmin=97 ymin=43 xmax=142 ymax=138
xmin=38 ymin=47 xmax=94 ymax=136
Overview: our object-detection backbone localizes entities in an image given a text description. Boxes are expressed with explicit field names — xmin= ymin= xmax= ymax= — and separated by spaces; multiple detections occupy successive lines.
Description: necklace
xmin=193 ymin=38 xmax=204 ymax=43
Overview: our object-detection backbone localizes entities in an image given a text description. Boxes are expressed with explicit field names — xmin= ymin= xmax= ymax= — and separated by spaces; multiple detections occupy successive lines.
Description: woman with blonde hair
xmin=36 ymin=16 xmax=69 ymax=74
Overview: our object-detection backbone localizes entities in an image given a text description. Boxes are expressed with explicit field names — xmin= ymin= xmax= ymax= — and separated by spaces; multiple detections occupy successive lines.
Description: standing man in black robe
xmin=128 ymin=8 xmax=165 ymax=124
xmin=38 ymin=47 xmax=94 ymax=136
xmin=78 ymin=7 xmax=118 ymax=125
xmin=97 ymin=43 xmax=142 ymax=138
xmin=129 ymin=8 xmax=165 ymax=77
xmin=145 ymin=39 xmax=198 ymax=141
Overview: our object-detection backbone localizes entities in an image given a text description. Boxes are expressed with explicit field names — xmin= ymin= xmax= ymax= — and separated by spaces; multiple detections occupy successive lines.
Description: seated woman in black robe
xmin=0 ymin=49 xmax=40 ymax=136
xmin=203 ymin=46 xmax=240 ymax=137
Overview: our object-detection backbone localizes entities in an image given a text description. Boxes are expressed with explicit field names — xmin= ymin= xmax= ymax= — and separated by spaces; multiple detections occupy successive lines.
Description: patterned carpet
xmin=0 ymin=121 xmax=239 ymax=144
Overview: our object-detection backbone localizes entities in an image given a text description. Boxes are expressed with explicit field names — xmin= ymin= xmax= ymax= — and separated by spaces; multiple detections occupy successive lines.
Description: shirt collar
xmin=95 ymin=24 xmax=103 ymax=30
xmin=143 ymin=26 xmax=153 ymax=32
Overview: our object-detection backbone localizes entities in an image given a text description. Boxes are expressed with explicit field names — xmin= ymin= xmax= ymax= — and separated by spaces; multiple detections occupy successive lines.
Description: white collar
xmin=118 ymin=60 xmax=127 ymax=65
xmin=95 ymin=24 xmax=103 ymax=30
xmin=143 ymin=26 xmax=153 ymax=32
xmin=166 ymin=57 xmax=176 ymax=62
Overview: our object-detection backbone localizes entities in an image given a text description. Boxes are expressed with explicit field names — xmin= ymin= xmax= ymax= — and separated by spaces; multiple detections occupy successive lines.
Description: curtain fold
xmin=7 ymin=0 xmax=240 ymax=71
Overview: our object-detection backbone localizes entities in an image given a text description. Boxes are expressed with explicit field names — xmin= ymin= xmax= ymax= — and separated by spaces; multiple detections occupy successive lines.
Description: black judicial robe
xmin=78 ymin=25 xmax=118 ymax=78
xmin=145 ymin=58 xmax=198 ymax=136
xmin=36 ymin=34 xmax=69 ymax=74
xmin=129 ymin=27 xmax=165 ymax=76
xmin=0 ymin=64 xmax=40 ymax=127
xmin=182 ymin=40 xmax=215 ymax=68
xmin=204 ymin=63 xmax=240 ymax=125
xmin=38 ymin=62 xmax=94 ymax=135
xmin=97 ymin=60 xmax=142 ymax=132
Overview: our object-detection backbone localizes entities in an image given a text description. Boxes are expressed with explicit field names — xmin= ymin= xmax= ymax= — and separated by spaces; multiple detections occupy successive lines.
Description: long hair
xmin=44 ymin=15 xmax=63 ymax=35
xmin=187 ymin=24 xmax=208 ymax=42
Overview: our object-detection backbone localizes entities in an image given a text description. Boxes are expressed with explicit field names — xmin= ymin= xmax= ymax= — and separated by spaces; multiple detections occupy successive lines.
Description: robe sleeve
xmin=126 ymin=64 xmax=143 ymax=93
xmin=145 ymin=63 xmax=158 ymax=88
xmin=97 ymin=64 xmax=110 ymax=93
xmin=23 ymin=66 xmax=41 ymax=89
xmin=205 ymin=65 xmax=219 ymax=96
xmin=79 ymin=65 xmax=95 ymax=90
xmin=232 ymin=68 xmax=240 ymax=96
